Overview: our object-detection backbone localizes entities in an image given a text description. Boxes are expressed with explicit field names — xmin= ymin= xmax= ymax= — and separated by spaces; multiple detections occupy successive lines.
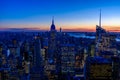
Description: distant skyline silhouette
xmin=0 ymin=0 xmax=120 ymax=32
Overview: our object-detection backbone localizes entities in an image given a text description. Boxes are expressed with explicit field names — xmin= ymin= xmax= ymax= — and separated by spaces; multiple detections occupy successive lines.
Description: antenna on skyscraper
xmin=99 ymin=9 xmax=101 ymax=27
xmin=52 ymin=16 xmax=54 ymax=24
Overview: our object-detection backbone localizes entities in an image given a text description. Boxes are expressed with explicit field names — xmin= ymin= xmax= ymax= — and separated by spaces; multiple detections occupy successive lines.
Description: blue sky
xmin=0 ymin=0 xmax=120 ymax=31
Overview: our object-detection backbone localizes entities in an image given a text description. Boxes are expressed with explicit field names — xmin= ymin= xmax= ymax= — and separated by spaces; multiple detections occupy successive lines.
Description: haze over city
xmin=0 ymin=0 xmax=120 ymax=32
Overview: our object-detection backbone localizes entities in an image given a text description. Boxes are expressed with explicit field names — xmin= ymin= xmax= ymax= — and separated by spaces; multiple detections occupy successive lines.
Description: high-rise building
xmin=95 ymin=10 xmax=117 ymax=57
xmin=74 ymin=47 xmax=84 ymax=78
xmin=30 ymin=36 xmax=44 ymax=80
xmin=44 ymin=18 xmax=58 ymax=80
xmin=85 ymin=57 xmax=112 ymax=80
xmin=85 ymin=10 xmax=117 ymax=80
xmin=60 ymin=44 xmax=75 ymax=75
xmin=111 ymin=56 xmax=120 ymax=80
xmin=48 ymin=17 xmax=57 ymax=63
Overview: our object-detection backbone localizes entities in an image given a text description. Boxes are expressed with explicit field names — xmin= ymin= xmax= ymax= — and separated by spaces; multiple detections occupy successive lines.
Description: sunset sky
xmin=0 ymin=0 xmax=120 ymax=32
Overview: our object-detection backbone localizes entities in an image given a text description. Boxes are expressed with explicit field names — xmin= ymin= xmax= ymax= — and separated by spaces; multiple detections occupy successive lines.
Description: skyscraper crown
xmin=50 ymin=17 xmax=56 ymax=31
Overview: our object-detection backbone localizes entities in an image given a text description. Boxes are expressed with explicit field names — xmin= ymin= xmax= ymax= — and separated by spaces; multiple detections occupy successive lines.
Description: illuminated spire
xmin=99 ymin=9 xmax=101 ymax=27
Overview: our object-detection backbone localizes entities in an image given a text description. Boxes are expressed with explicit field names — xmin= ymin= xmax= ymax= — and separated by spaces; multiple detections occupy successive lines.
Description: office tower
xmin=85 ymin=57 xmax=112 ymax=80
xmin=60 ymin=44 xmax=75 ymax=76
xmin=44 ymin=18 xmax=58 ymax=80
xmin=111 ymin=56 xmax=120 ymax=80
xmin=96 ymin=10 xmax=106 ymax=46
xmin=85 ymin=10 xmax=117 ymax=80
xmin=48 ymin=17 xmax=57 ymax=62
xmin=30 ymin=36 xmax=44 ymax=80
xmin=95 ymin=10 xmax=117 ymax=57
xmin=47 ymin=17 xmax=57 ymax=66
xmin=33 ymin=37 xmax=42 ymax=67
xmin=75 ymin=48 xmax=84 ymax=78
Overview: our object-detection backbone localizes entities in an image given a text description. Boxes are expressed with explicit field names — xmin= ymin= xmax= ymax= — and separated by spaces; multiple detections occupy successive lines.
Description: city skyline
xmin=0 ymin=0 xmax=120 ymax=32
xmin=0 ymin=1 xmax=120 ymax=79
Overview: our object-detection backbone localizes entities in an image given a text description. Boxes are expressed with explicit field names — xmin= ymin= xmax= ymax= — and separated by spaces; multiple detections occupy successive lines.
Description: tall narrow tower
xmin=34 ymin=37 xmax=42 ymax=67
xmin=30 ymin=37 xmax=44 ymax=80
xmin=99 ymin=9 xmax=101 ymax=27
xmin=48 ymin=17 xmax=57 ymax=63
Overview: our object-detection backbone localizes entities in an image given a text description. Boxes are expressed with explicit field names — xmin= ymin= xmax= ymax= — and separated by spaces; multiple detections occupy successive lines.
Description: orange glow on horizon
xmin=0 ymin=25 xmax=120 ymax=32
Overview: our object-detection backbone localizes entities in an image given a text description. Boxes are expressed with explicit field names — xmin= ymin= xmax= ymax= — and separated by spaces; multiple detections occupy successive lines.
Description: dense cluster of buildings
xmin=0 ymin=14 xmax=120 ymax=80
xmin=85 ymin=11 xmax=120 ymax=80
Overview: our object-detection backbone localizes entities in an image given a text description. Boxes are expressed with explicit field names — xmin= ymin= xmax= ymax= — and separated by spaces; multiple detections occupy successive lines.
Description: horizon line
xmin=0 ymin=27 xmax=120 ymax=32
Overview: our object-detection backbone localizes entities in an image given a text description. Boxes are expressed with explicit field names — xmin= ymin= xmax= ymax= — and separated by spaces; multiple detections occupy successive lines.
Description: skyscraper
xmin=44 ymin=18 xmax=58 ymax=80
xmin=33 ymin=37 xmax=43 ymax=67
xmin=48 ymin=17 xmax=57 ymax=64
xmin=30 ymin=37 xmax=44 ymax=80
xmin=95 ymin=10 xmax=117 ymax=57
xmin=60 ymin=44 xmax=75 ymax=75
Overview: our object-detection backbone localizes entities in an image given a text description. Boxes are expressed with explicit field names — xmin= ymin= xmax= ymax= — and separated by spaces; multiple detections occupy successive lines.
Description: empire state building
xmin=48 ymin=17 xmax=57 ymax=64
